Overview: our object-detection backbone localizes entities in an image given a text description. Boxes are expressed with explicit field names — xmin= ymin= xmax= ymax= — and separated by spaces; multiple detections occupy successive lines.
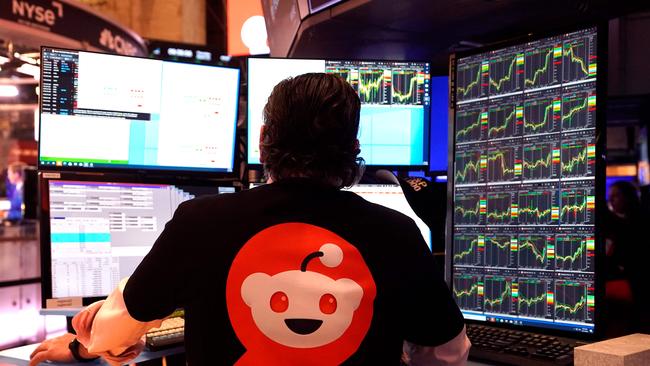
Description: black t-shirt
xmin=123 ymin=179 xmax=464 ymax=365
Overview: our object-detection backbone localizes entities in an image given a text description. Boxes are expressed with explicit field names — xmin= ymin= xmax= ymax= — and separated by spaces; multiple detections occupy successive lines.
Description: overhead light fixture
xmin=0 ymin=85 xmax=19 ymax=97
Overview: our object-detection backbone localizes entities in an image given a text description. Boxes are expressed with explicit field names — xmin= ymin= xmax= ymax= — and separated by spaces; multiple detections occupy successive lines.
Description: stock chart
xmin=489 ymin=52 xmax=524 ymax=96
xmin=488 ymin=101 xmax=522 ymax=139
xmin=562 ymin=83 xmax=596 ymax=131
xmin=523 ymin=94 xmax=561 ymax=135
xmin=487 ymin=191 xmax=517 ymax=225
xmin=518 ymin=189 xmax=558 ymax=225
xmin=517 ymin=278 xmax=551 ymax=319
xmin=324 ymin=61 xmax=429 ymax=107
xmin=555 ymin=235 xmax=595 ymax=272
xmin=455 ymin=149 xmax=485 ymax=184
xmin=484 ymin=276 xmax=514 ymax=314
xmin=484 ymin=234 xmax=515 ymax=267
xmin=392 ymin=69 xmax=421 ymax=104
xmin=518 ymin=234 xmax=554 ymax=270
xmin=358 ymin=69 xmax=388 ymax=104
xmin=452 ymin=27 xmax=597 ymax=333
xmin=562 ymin=34 xmax=597 ymax=83
xmin=453 ymin=233 xmax=483 ymax=266
xmin=454 ymin=192 xmax=486 ymax=225
xmin=487 ymin=145 xmax=521 ymax=182
xmin=524 ymin=44 xmax=561 ymax=89
xmin=456 ymin=60 xmax=488 ymax=102
xmin=560 ymin=186 xmax=595 ymax=225
xmin=522 ymin=141 xmax=560 ymax=181
xmin=453 ymin=273 xmax=483 ymax=311
xmin=456 ymin=106 xmax=486 ymax=143
xmin=555 ymin=281 xmax=594 ymax=323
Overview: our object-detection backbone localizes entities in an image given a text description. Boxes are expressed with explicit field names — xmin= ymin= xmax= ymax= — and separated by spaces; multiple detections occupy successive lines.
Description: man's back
xmin=124 ymin=179 xmax=465 ymax=365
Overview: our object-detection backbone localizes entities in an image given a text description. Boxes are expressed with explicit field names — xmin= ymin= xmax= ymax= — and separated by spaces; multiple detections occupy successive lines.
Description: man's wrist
xmin=68 ymin=338 xmax=99 ymax=362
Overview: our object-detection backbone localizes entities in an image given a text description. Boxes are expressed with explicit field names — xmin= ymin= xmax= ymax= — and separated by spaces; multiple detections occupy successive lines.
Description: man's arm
xmin=403 ymin=326 xmax=471 ymax=366
xmin=398 ymin=217 xmax=470 ymax=365
xmin=29 ymin=278 xmax=163 ymax=366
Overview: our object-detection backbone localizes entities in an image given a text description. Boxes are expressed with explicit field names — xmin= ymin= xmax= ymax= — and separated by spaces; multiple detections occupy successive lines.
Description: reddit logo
xmin=226 ymin=223 xmax=376 ymax=365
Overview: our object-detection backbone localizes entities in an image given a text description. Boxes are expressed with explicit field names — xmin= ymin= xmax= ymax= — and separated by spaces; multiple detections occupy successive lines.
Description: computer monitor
xmin=38 ymin=47 xmax=240 ymax=174
xmin=345 ymin=184 xmax=432 ymax=249
xmin=447 ymin=26 xmax=603 ymax=337
xmin=429 ymin=76 xmax=450 ymax=173
xmin=247 ymin=58 xmax=431 ymax=167
xmin=41 ymin=178 xmax=234 ymax=306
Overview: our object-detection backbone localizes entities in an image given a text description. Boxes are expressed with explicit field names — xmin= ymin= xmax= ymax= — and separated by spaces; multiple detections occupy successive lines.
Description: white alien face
xmin=240 ymin=244 xmax=363 ymax=348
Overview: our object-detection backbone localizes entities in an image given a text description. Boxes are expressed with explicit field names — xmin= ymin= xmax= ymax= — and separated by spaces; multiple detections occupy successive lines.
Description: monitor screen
xmin=429 ymin=76 xmax=450 ymax=172
xmin=448 ymin=27 xmax=599 ymax=335
xmin=45 ymin=180 xmax=231 ymax=300
xmin=345 ymin=184 xmax=432 ymax=249
xmin=247 ymin=58 xmax=430 ymax=166
xmin=38 ymin=48 xmax=240 ymax=173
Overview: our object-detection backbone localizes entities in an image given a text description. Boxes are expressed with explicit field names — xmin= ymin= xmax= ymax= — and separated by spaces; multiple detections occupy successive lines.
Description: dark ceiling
xmin=286 ymin=0 xmax=650 ymax=74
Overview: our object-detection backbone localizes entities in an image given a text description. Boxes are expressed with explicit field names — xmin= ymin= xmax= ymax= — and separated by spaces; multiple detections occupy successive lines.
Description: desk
xmin=1 ymin=344 xmax=497 ymax=366
xmin=0 ymin=344 xmax=184 ymax=366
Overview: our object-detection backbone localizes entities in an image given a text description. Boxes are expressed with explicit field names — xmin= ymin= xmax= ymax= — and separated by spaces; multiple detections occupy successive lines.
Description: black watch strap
xmin=68 ymin=338 xmax=99 ymax=363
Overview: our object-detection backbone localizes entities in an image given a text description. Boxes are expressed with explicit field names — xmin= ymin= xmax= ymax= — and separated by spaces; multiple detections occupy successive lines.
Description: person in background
xmin=604 ymin=181 xmax=650 ymax=333
xmin=5 ymin=162 xmax=26 ymax=222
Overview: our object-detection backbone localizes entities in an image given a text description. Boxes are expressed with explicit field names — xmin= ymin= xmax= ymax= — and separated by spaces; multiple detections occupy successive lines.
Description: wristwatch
xmin=68 ymin=338 xmax=99 ymax=362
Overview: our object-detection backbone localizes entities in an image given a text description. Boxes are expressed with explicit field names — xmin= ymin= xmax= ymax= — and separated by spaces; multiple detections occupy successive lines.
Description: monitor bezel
xmin=245 ymin=56 xmax=433 ymax=170
xmin=38 ymin=46 xmax=242 ymax=179
xmin=445 ymin=23 xmax=607 ymax=341
xmin=39 ymin=171 xmax=239 ymax=308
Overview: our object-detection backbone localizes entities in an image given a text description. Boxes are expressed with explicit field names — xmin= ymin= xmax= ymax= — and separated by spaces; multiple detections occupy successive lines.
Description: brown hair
xmin=260 ymin=73 xmax=363 ymax=188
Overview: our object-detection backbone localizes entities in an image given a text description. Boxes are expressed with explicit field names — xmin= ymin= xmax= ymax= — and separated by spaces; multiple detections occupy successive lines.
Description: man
xmin=5 ymin=162 xmax=26 ymax=221
xmin=30 ymin=73 xmax=470 ymax=365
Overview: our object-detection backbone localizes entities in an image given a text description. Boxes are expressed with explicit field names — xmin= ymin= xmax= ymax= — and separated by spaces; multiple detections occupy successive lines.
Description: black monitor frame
xmin=445 ymin=23 xmax=607 ymax=341
xmin=39 ymin=171 xmax=239 ymax=308
xmin=38 ymin=46 xmax=242 ymax=179
xmin=245 ymin=56 xmax=432 ymax=171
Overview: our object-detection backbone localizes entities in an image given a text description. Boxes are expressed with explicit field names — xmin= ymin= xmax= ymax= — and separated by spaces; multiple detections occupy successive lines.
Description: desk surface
xmin=0 ymin=344 xmax=497 ymax=366
xmin=0 ymin=344 xmax=184 ymax=366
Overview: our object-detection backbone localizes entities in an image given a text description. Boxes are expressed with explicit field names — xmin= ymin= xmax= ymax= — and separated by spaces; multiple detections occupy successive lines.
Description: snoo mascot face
xmin=226 ymin=223 xmax=377 ymax=366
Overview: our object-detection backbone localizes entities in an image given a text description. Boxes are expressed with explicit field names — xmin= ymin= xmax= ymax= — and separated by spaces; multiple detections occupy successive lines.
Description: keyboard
xmin=145 ymin=317 xmax=185 ymax=351
xmin=467 ymin=324 xmax=587 ymax=365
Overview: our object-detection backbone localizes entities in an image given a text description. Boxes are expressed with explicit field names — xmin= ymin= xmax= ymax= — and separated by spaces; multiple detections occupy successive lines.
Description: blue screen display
xmin=429 ymin=76 xmax=449 ymax=172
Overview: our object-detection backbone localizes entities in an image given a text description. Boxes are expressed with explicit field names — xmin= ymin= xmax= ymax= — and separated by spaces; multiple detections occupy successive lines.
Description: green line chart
xmin=456 ymin=61 xmax=487 ymax=101
xmin=563 ymin=35 xmax=597 ymax=82
xmin=453 ymin=274 xmax=482 ymax=311
xmin=392 ymin=70 xmax=420 ymax=105
xmin=524 ymin=45 xmax=560 ymax=89
xmin=523 ymin=97 xmax=560 ymax=135
xmin=488 ymin=104 xmax=521 ymax=139
xmin=489 ymin=53 xmax=523 ymax=95
xmin=453 ymin=234 xmax=483 ymax=265
xmin=455 ymin=194 xmax=485 ymax=225
xmin=517 ymin=279 xmax=550 ymax=319
xmin=455 ymin=150 xmax=484 ymax=184
xmin=485 ymin=235 xmax=514 ymax=267
xmin=484 ymin=277 xmax=513 ymax=314
xmin=555 ymin=281 xmax=588 ymax=322
xmin=518 ymin=235 xmax=554 ymax=269
xmin=358 ymin=69 xmax=387 ymax=104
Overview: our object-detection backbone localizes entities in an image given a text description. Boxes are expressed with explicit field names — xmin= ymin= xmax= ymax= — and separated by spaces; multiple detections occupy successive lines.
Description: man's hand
xmin=29 ymin=333 xmax=76 ymax=366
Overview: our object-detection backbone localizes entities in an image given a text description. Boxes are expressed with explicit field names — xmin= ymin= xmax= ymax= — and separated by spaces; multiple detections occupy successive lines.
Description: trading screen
xmin=47 ymin=180 xmax=233 ymax=299
xmin=345 ymin=184 xmax=432 ymax=249
xmin=450 ymin=27 xmax=598 ymax=334
xmin=247 ymin=58 xmax=430 ymax=166
xmin=39 ymin=48 xmax=240 ymax=173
